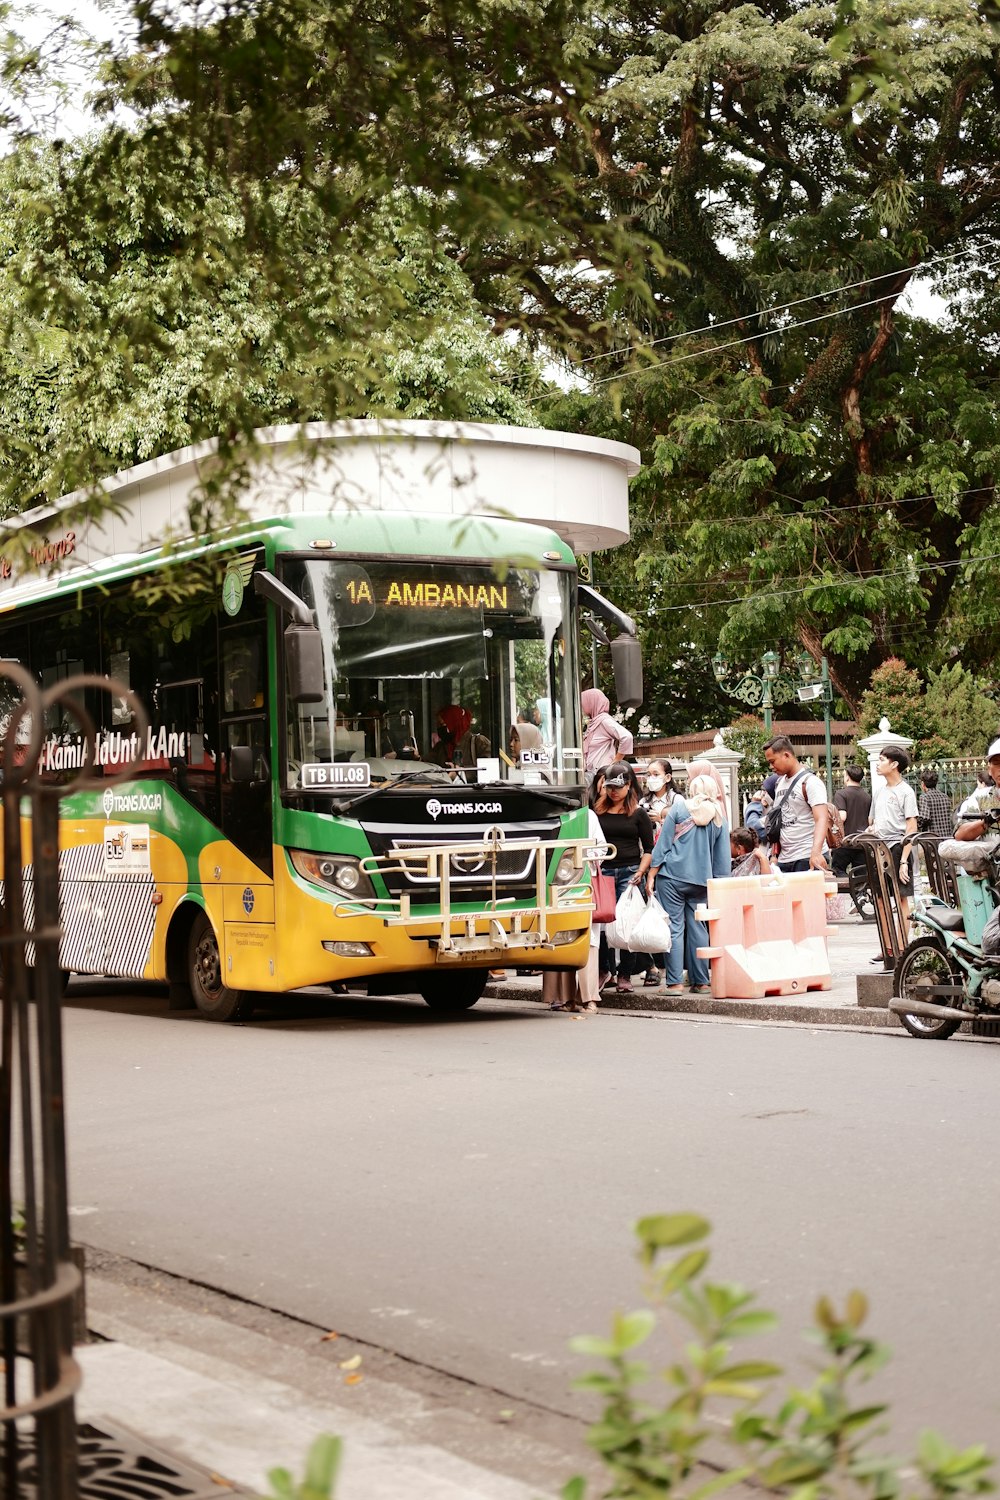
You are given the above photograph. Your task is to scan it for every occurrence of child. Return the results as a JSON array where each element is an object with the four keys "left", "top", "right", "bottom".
[{"left": 730, "top": 825, "right": 771, "bottom": 877}]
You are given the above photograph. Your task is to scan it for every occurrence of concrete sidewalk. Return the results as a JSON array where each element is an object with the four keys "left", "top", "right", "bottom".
[
  {"left": 486, "top": 912, "right": 897, "bottom": 1028},
  {"left": 78, "top": 1270, "right": 571, "bottom": 1500}
]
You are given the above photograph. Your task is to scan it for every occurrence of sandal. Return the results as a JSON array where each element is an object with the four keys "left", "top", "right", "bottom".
[
  {"left": 689, "top": 984, "right": 711, "bottom": 994},
  {"left": 616, "top": 978, "right": 633, "bottom": 994},
  {"left": 643, "top": 970, "right": 661, "bottom": 987}
]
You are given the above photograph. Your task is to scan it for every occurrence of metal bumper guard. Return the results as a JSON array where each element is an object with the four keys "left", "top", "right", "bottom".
[{"left": 333, "top": 832, "right": 595, "bottom": 959}]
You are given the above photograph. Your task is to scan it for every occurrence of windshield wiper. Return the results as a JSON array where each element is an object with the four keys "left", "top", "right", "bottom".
[{"left": 324, "top": 768, "right": 452, "bottom": 815}]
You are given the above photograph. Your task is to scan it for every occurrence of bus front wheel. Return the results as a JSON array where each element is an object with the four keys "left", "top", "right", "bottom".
[
  {"left": 418, "top": 970, "right": 488, "bottom": 1011},
  {"left": 187, "top": 912, "right": 254, "bottom": 1023}
]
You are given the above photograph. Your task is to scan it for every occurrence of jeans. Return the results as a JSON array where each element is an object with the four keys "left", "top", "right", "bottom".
[
  {"left": 599, "top": 865, "right": 641, "bottom": 980},
  {"left": 655, "top": 876, "right": 709, "bottom": 988},
  {"left": 777, "top": 856, "right": 812, "bottom": 873}
]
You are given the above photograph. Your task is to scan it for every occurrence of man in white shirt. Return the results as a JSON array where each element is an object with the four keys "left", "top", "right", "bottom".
[
  {"left": 763, "top": 736, "right": 830, "bottom": 873},
  {"left": 870, "top": 745, "right": 919, "bottom": 929}
]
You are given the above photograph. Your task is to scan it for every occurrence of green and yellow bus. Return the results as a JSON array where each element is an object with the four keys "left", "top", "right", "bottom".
[{"left": 0, "top": 421, "right": 640, "bottom": 1019}]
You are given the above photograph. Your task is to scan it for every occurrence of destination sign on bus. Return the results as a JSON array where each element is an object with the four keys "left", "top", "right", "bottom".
[
  {"left": 301, "top": 762, "right": 371, "bottom": 788},
  {"left": 343, "top": 578, "right": 510, "bottom": 610}
]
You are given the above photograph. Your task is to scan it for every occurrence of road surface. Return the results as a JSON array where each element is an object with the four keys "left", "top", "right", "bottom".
[{"left": 60, "top": 982, "right": 1000, "bottom": 1452}]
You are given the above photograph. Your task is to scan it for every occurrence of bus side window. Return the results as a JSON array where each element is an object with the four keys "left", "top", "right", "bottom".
[{"left": 219, "top": 621, "right": 271, "bottom": 875}]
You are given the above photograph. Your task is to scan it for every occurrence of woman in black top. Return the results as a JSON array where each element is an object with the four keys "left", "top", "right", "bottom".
[{"left": 593, "top": 763, "right": 655, "bottom": 994}]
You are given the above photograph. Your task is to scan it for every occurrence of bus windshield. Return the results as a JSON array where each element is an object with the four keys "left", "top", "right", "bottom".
[{"left": 280, "top": 558, "right": 582, "bottom": 789}]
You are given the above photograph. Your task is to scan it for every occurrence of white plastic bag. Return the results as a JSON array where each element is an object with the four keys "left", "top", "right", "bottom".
[
  {"left": 630, "top": 895, "right": 673, "bottom": 954},
  {"left": 606, "top": 884, "right": 647, "bottom": 951}
]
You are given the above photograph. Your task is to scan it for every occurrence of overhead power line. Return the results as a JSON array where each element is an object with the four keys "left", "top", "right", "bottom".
[
  {"left": 563, "top": 245, "right": 979, "bottom": 375},
  {"left": 631, "top": 547, "right": 1000, "bottom": 615},
  {"left": 530, "top": 247, "right": 1000, "bottom": 404}
]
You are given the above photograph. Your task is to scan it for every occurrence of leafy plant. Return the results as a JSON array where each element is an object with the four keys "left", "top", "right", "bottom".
[
  {"left": 722, "top": 716, "right": 769, "bottom": 783},
  {"left": 564, "top": 1213, "right": 993, "bottom": 1500},
  {"left": 267, "top": 1434, "right": 342, "bottom": 1500}
]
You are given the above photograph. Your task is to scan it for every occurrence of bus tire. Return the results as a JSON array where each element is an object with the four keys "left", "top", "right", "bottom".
[
  {"left": 418, "top": 970, "right": 488, "bottom": 1011},
  {"left": 187, "top": 911, "right": 254, "bottom": 1023}
]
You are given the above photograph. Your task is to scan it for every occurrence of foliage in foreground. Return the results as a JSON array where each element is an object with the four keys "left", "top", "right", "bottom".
[
  {"left": 564, "top": 1212, "right": 993, "bottom": 1500},
  {"left": 267, "top": 1434, "right": 342, "bottom": 1500}
]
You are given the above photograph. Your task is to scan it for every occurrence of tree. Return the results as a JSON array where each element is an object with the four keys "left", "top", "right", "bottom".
[
  {"left": 0, "top": 0, "right": 641, "bottom": 522},
  {"left": 855, "top": 657, "right": 943, "bottom": 755},
  {"left": 722, "top": 715, "right": 769, "bottom": 783},
  {"left": 924, "top": 662, "right": 1000, "bottom": 756},
  {"left": 494, "top": 2, "right": 1000, "bottom": 710}
]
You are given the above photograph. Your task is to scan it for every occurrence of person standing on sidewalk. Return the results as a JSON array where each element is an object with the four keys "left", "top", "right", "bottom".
[
  {"left": 831, "top": 764, "right": 871, "bottom": 878},
  {"left": 636, "top": 758, "right": 676, "bottom": 987},
  {"left": 870, "top": 746, "right": 919, "bottom": 931},
  {"left": 646, "top": 761, "right": 731, "bottom": 994},
  {"left": 763, "top": 736, "right": 830, "bottom": 873},
  {"left": 593, "top": 763, "right": 654, "bottom": 995},
  {"left": 581, "top": 688, "right": 633, "bottom": 781},
  {"left": 917, "top": 770, "right": 954, "bottom": 837}
]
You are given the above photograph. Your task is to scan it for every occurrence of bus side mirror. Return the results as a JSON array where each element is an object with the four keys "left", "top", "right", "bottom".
[
  {"left": 611, "top": 635, "right": 643, "bottom": 710},
  {"left": 285, "top": 625, "right": 325, "bottom": 703},
  {"left": 230, "top": 745, "right": 254, "bottom": 782}
]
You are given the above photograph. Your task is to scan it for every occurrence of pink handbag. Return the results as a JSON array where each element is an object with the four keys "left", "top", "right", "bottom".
[{"left": 591, "top": 868, "right": 617, "bottom": 923}]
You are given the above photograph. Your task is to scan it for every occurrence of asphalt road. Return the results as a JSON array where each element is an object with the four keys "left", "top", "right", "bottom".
[{"left": 60, "top": 983, "right": 1000, "bottom": 1453}]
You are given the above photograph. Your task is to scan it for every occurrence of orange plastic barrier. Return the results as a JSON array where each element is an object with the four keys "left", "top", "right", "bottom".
[{"left": 695, "top": 870, "right": 838, "bottom": 999}]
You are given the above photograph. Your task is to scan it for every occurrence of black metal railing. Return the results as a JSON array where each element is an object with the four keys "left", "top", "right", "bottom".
[{"left": 1, "top": 669, "right": 146, "bottom": 1500}]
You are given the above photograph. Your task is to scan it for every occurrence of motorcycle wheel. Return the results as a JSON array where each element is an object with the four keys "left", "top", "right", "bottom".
[
  {"left": 894, "top": 937, "right": 962, "bottom": 1040},
  {"left": 848, "top": 869, "right": 875, "bottom": 922}
]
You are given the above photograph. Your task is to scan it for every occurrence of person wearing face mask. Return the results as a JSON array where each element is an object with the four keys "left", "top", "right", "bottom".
[
  {"left": 636, "top": 760, "right": 676, "bottom": 986},
  {"left": 593, "top": 762, "right": 654, "bottom": 995}
]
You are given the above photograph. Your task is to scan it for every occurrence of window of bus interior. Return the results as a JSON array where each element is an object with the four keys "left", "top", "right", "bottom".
[
  {"left": 0, "top": 623, "right": 34, "bottom": 775},
  {"left": 218, "top": 607, "right": 271, "bottom": 872},
  {"left": 279, "top": 557, "right": 582, "bottom": 788},
  {"left": 30, "top": 603, "right": 104, "bottom": 781},
  {"left": 87, "top": 591, "right": 224, "bottom": 838}
]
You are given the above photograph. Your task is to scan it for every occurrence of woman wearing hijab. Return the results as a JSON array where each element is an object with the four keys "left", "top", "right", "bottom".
[
  {"left": 581, "top": 688, "right": 633, "bottom": 779},
  {"left": 509, "top": 717, "right": 550, "bottom": 782},
  {"left": 646, "top": 761, "right": 731, "bottom": 993}
]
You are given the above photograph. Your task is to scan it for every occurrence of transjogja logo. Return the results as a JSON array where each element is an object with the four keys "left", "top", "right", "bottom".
[
  {"left": 426, "top": 798, "right": 503, "bottom": 820},
  {"left": 102, "top": 790, "right": 164, "bottom": 815}
]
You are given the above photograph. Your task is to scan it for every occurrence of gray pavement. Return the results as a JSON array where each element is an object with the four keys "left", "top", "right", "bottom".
[
  {"left": 487, "top": 908, "right": 895, "bottom": 1026},
  {"left": 62, "top": 910, "right": 922, "bottom": 1497},
  {"left": 78, "top": 1279, "right": 550, "bottom": 1499}
]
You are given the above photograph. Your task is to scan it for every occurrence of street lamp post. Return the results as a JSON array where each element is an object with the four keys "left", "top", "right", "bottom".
[
  {"left": 712, "top": 649, "right": 782, "bottom": 733},
  {"left": 797, "top": 652, "right": 834, "bottom": 797}
]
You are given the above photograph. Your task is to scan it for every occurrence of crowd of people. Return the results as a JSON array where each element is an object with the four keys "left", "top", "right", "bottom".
[{"left": 570, "top": 690, "right": 998, "bottom": 1009}]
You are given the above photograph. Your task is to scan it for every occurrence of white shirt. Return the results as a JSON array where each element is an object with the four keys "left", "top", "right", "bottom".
[
  {"left": 774, "top": 770, "right": 828, "bottom": 863},
  {"left": 872, "top": 780, "right": 918, "bottom": 844}
]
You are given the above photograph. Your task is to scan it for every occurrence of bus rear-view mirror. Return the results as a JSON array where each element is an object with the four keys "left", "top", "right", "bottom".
[
  {"left": 611, "top": 634, "right": 643, "bottom": 710},
  {"left": 230, "top": 744, "right": 254, "bottom": 783},
  {"left": 285, "top": 625, "right": 325, "bottom": 703}
]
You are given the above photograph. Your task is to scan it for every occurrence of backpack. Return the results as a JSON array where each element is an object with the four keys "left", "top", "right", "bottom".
[{"left": 764, "top": 770, "right": 809, "bottom": 851}]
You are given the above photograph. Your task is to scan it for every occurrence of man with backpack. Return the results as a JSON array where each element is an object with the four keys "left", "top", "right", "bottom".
[{"left": 762, "top": 735, "right": 830, "bottom": 873}]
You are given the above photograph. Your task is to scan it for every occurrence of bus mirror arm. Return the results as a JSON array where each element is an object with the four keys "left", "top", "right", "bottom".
[
  {"left": 578, "top": 583, "right": 636, "bottom": 639},
  {"left": 253, "top": 569, "right": 314, "bottom": 626},
  {"left": 579, "top": 584, "right": 643, "bottom": 710}
]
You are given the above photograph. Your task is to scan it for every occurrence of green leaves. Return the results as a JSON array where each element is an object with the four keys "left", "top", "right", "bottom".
[
  {"left": 566, "top": 1213, "right": 997, "bottom": 1500},
  {"left": 267, "top": 1434, "right": 342, "bottom": 1500}
]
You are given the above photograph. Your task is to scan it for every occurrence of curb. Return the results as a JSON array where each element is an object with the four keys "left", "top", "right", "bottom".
[{"left": 484, "top": 981, "right": 895, "bottom": 1029}]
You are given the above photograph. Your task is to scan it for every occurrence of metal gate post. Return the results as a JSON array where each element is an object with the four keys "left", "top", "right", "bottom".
[
  {"left": 847, "top": 832, "right": 909, "bottom": 968},
  {"left": 0, "top": 668, "right": 146, "bottom": 1498}
]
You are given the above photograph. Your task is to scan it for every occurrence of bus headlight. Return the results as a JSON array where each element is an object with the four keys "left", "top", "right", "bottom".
[
  {"left": 553, "top": 852, "right": 582, "bottom": 885},
  {"left": 290, "top": 850, "right": 375, "bottom": 900},
  {"left": 552, "top": 927, "right": 586, "bottom": 945}
]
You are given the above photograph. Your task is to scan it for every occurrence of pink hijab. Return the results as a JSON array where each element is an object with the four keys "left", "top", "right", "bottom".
[{"left": 581, "top": 689, "right": 633, "bottom": 770}]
